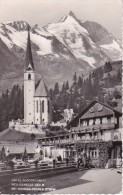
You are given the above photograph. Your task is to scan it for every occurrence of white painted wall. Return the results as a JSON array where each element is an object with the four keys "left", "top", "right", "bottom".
[
  {"left": 24, "top": 69, "right": 35, "bottom": 124},
  {"left": 104, "top": 130, "right": 112, "bottom": 141},
  {"left": 34, "top": 97, "right": 51, "bottom": 124},
  {"left": 52, "top": 148, "right": 65, "bottom": 159}
]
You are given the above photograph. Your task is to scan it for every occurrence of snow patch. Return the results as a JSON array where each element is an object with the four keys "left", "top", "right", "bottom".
[
  {"left": 5, "top": 24, "right": 16, "bottom": 33},
  {"left": 4, "top": 21, "right": 15, "bottom": 25},
  {"left": 0, "top": 34, "right": 12, "bottom": 49},
  {"left": 31, "top": 33, "right": 52, "bottom": 55},
  {"left": 100, "top": 39, "right": 121, "bottom": 52},
  {"left": 9, "top": 31, "right": 27, "bottom": 49},
  {"left": 79, "top": 54, "right": 96, "bottom": 68},
  {"left": 34, "top": 26, "right": 52, "bottom": 37}
]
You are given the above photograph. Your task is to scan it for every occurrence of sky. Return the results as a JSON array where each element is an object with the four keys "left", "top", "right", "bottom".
[{"left": 0, "top": 0, "right": 122, "bottom": 39}]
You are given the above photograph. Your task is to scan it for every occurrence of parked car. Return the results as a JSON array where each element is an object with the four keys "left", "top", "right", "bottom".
[
  {"left": 28, "top": 158, "right": 35, "bottom": 163},
  {"left": 14, "top": 159, "right": 31, "bottom": 169},
  {"left": 38, "top": 160, "right": 48, "bottom": 167}
]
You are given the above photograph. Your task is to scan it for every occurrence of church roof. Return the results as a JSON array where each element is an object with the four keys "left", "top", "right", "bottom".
[
  {"left": 25, "top": 26, "right": 34, "bottom": 71},
  {"left": 35, "top": 77, "right": 49, "bottom": 97}
]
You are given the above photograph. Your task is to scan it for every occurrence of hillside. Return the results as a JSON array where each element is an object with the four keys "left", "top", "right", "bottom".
[
  {"left": 49, "top": 60, "right": 122, "bottom": 122},
  {"left": 0, "top": 59, "right": 121, "bottom": 132}
]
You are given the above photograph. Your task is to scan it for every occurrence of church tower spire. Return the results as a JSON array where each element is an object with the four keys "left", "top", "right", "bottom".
[
  {"left": 24, "top": 26, "right": 35, "bottom": 124},
  {"left": 25, "top": 25, "right": 34, "bottom": 71}
]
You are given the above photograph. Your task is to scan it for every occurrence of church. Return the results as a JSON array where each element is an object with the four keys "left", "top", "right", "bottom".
[
  {"left": 9, "top": 28, "right": 52, "bottom": 133},
  {"left": 24, "top": 28, "right": 51, "bottom": 125}
]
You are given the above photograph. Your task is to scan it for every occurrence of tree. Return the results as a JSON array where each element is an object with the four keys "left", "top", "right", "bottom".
[
  {"left": 104, "top": 61, "right": 112, "bottom": 73},
  {"left": 49, "top": 88, "right": 54, "bottom": 100},
  {"left": 65, "top": 81, "right": 69, "bottom": 90},
  {"left": 113, "top": 89, "right": 122, "bottom": 99},
  {"left": 116, "top": 69, "right": 122, "bottom": 84},
  {"left": 73, "top": 72, "right": 77, "bottom": 85},
  {"left": 54, "top": 82, "right": 59, "bottom": 95},
  {"left": 61, "top": 82, "right": 66, "bottom": 93},
  {"left": 1, "top": 146, "right": 6, "bottom": 162},
  {"left": 77, "top": 76, "right": 83, "bottom": 88},
  {"left": 22, "top": 147, "right": 27, "bottom": 161}
]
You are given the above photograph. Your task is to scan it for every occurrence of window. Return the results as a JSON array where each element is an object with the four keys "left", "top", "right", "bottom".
[
  {"left": 48, "top": 100, "right": 50, "bottom": 113},
  {"left": 95, "top": 118, "right": 100, "bottom": 125},
  {"left": 87, "top": 119, "right": 89, "bottom": 126},
  {"left": 98, "top": 105, "right": 103, "bottom": 112},
  {"left": 102, "top": 117, "right": 108, "bottom": 124},
  {"left": 89, "top": 107, "right": 94, "bottom": 113},
  {"left": 28, "top": 74, "right": 31, "bottom": 80},
  {"left": 36, "top": 100, "right": 38, "bottom": 113},
  {"left": 42, "top": 100, "right": 44, "bottom": 113},
  {"left": 107, "top": 116, "right": 111, "bottom": 123},
  {"left": 93, "top": 119, "right": 95, "bottom": 125},
  {"left": 100, "top": 118, "right": 102, "bottom": 124}
]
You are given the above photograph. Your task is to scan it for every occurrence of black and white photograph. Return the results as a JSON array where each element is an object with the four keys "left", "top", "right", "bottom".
[{"left": 0, "top": 0, "right": 122, "bottom": 194}]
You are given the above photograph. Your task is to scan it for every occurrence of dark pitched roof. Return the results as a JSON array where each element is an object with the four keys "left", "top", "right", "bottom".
[
  {"left": 0, "top": 128, "right": 44, "bottom": 142},
  {"left": 25, "top": 26, "right": 34, "bottom": 71},
  {"left": 67, "top": 100, "right": 122, "bottom": 128},
  {"left": 35, "top": 77, "right": 49, "bottom": 97}
]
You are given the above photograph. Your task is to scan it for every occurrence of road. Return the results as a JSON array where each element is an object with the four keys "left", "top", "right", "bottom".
[{"left": 44, "top": 168, "right": 122, "bottom": 194}]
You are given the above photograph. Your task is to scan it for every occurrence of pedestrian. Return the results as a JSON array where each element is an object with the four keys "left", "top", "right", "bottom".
[
  {"left": 116, "top": 155, "right": 122, "bottom": 170},
  {"left": 77, "top": 156, "right": 81, "bottom": 169},
  {"left": 34, "top": 159, "right": 39, "bottom": 169},
  {"left": 53, "top": 158, "right": 56, "bottom": 169},
  {"left": 87, "top": 156, "right": 92, "bottom": 169},
  {"left": 59, "top": 155, "right": 62, "bottom": 162},
  {"left": 66, "top": 157, "right": 69, "bottom": 167},
  {"left": 83, "top": 153, "right": 87, "bottom": 168},
  {"left": 8, "top": 160, "right": 14, "bottom": 174}
]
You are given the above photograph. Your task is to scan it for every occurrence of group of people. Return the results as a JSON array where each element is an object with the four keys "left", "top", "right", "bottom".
[
  {"left": 77, "top": 153, "right": 92, "bottom": 169},
  {"left": 52, "top": 156, "right": 70, "bottom": 169}
]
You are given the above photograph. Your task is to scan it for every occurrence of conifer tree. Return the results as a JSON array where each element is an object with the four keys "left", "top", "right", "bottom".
[
  {"left": 77, "top": 76, "right": 82, "bottom": 88},
  {"left": 62, "top": 82, "right": 66, "bottom": 93},
  {"left": 104, "top": 61, "right": 112, "bottom": 73},
  {"left": 116, "top": 69, "right": 122, "bottom": 84},
  {"left": 65, "top": 81, "right": 69, "bottom": 90},
  {"left": 54, "top": 82, "right": 59, "bottom": 95},
  {"left": 73, "top": 72, "right": 77, "bottom": 85}
]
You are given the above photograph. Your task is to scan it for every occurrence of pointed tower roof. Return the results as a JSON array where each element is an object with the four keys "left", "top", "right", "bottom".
[
  {"left": 25, "top": 25, "right": 34, "bottom": 71},
  {"left": 35, "top": 77, "right": 49, "bottom": 97}
]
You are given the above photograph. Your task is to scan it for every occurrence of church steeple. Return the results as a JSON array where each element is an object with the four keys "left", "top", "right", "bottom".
[{"left": 25, "top": 25, "right": 34, "bottom": 71}]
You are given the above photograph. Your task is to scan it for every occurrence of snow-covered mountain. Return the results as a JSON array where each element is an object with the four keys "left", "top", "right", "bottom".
[
  {"left": 0, "top": 11, "right": 121, "bottom": 91},
  {"left": 82, "top": 20, "right": 122, "bottom": 61}
]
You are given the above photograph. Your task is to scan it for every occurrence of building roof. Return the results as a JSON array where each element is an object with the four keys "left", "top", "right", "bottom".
[
  {"left": 0, "top": 141, "right": 38, "bottom": 154},
  {"left": 25, "top": 26, "right": 34, "bottom": 71},
  {"left": 67, "top": 100, "right": 122, "bottom": 128},
  {"left": 35, "top": 77, "right": 49, "bottom": 97},
  {"left": 0, "top": 128, "right": 44, "bottom": 142}
]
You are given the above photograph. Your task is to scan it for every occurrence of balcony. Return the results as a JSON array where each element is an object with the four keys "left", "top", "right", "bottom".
[{"left": 71, "top": 123, "right": 116, "bottom": 133}]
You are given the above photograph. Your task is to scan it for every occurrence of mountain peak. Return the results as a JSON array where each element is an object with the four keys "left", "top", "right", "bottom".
[
  {"left": 68, "top": 10, "right": 76, "bottom": 18},
  {"left": 59, "top": 10, "right": 79, "bottom": 23},
  {"left": 5, "top": 21, "right": 29, "bottom": 31}
]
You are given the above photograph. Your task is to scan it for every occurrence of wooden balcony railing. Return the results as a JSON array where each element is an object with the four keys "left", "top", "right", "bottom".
[{"left": 71, "top": 123, "right": 116, "bottom": 132}]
